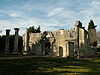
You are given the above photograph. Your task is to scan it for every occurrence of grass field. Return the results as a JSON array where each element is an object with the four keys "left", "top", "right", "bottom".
[
  {"left": 0, "top": 57, "right": 100, "bottom": 75},
  {"left": 0, "top": 54, "right": 22, "bottom": 57}
]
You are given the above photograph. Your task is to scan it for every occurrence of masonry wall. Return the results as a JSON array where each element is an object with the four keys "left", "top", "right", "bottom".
[
  {"left": 88, "top": 29, "right": 97, "bottom": 46},
  {"left": 22, "top": 27, "right": 96, "bottom": 57},
  {"left": 52, "top": 29, "right": 70, "bottom": 57}
]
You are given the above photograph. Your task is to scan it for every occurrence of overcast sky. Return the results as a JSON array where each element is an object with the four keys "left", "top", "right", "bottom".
[{"left": 0, "top": 0, "right": 100, "bottom": 35}]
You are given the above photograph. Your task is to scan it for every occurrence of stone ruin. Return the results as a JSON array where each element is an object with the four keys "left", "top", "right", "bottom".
[
  {"left": 4, "top": 28, "right": 20, "bottom": 54},
  {"left": 22, "top": 21, "right": 97, "bottom": 58},
  {"left": 2, "top": 20, "right": 97, "bottom": 58}
]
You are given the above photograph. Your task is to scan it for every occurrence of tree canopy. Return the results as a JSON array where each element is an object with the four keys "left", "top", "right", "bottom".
[
  {"left": 88, "top": 20, "right": 97, "bottom": 30},
  {"left": 27, "top": 26, "right": 41, "bottom": 33}
]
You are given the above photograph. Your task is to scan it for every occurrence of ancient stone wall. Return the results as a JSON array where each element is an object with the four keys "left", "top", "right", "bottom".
[
  {"left": 88, "top": 29, "right": 97, "bottom": 46},
  {"left": 22, "top": 21, "right": 96, "bottom": 58},
  {"left": 52, "top": 29, "right": 70, "bottom": 57}
]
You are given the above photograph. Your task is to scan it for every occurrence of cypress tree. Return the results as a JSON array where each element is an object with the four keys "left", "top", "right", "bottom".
[{"left": 88, "top": 20, "right": 96, "bottom": 30}]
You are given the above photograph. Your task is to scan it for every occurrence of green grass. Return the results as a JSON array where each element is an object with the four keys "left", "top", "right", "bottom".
[
  {"left": 0, "top": 54, "right": 22, "bottom": 57},
  {"left": 0, "top": 57, "right": 100, "bottom": 75}
]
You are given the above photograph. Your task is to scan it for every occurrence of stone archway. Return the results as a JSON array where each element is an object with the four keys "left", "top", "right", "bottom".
[{"left": 41, "top": 31, "right": 55, "bottom": 55}]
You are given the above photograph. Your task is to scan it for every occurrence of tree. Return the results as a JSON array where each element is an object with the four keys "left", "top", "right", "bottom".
[
  {"left": 27, "top": 26, "right": 36, "bottom": 33},
  {"left": 88, "top": 20, "right": 97, "bottom": 30},
  {"left": 36, "top": 26, "right": 41, "bottom": 33},
  {"left": 27, "top": 26, "right": 41, "bottom": 33},
  {"left": 88, "top": 20, "right": 97, "bottom": 47}
]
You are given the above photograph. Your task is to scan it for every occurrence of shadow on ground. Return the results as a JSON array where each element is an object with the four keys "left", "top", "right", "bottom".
[{"left": 0, "top": 57, "right": 100, "bottom": 75}]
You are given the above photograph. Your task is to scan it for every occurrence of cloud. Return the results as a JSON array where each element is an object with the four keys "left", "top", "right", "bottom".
[
  {"left": 0, "top": 0, "right": 100, "bottom": 35},
  {"left": 48, "top": 8, "right": 64, "bottom": 17},
  {"left": 9, "top": 13, "right": 18, "bottom": 17},
  {"left": 77, "top": 0, "right": 100, "bottom": 30},
  {"left": 91, "top": 0, "right": 100, "bottom": 6}
]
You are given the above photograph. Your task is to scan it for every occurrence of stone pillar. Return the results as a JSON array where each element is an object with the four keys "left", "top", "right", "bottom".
[
  {"left": 23, "top": 30, "right": 29, "bottom": 55},
  {"left": 74, "top": 21, "right": 82, "bottom": 58},
  {"left": 5, "top": 29, "right": 11, "bottom": 53},
  {"left": 13, "top": 28, "right": 19, "bottom": 54}
]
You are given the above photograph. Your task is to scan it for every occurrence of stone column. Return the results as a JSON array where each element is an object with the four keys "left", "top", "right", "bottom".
[
  {"left": 23, "top": 30, "right": 29, "bottom": 55},
  {"left": 74, "top": 21, "right": 81, "bottom": 58},
  {"left": 13, "top": 28, "right": 19, "bottom": 54},
  {"left": 5, "top": 29, "right": 11, "bottom": 53}
]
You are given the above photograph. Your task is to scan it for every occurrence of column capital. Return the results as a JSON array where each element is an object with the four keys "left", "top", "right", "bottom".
[
  {"left": 5, "top": 29, "right": 11, "bottom": 36},
  {"left": 14, "top": 28, "right": 20, "bottom": 35},
  {"left": 14, "top": 28, "right": 20, "bottom": 31},
  {"left": 6, "top": 29, "right": 11, "bottom": 32}
]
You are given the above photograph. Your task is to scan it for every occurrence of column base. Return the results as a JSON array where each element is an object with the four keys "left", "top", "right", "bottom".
[
  {"left": 5, "top": 51, "right": 10, "bottom": 54},
  {"left": 13, "top": 51, "right": 19, "bottom": 54}
]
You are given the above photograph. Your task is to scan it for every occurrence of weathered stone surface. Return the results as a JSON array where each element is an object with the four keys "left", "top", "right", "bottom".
[
  {"left": 13, "top": 28, "right": 19, "bottom": 54},
  {"left": 88, "top": 29, "right": 97, "bottom": 47},
  {"left": 5, "top": 29, "right": 11, "bottom": 53},
  {"left": 22, "top": 21, "right": 96, "bottom": 58}
]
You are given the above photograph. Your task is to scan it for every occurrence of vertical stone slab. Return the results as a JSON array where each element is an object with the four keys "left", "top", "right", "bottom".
[
  {"left": 39, "top": 39, "right": 46, "bottom": 55},
  {"left": 5, "top": 29, "right": 11, "bottom": 53},
  {"left": 13, "top": 28, "right": 19, "bottom": 54},
  {"left": 41, "top": 41, "right": 46, "bottom": 55}
]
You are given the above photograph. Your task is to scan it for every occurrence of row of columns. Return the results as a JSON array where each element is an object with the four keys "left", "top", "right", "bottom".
[{"left": 5, "top": 28, "right": 20, "bottom": 54}]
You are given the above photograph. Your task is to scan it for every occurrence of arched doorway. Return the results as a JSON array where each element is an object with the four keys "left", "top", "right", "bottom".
[{"left": 42, "top": 31, "right": 55, "bottom": 55}]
